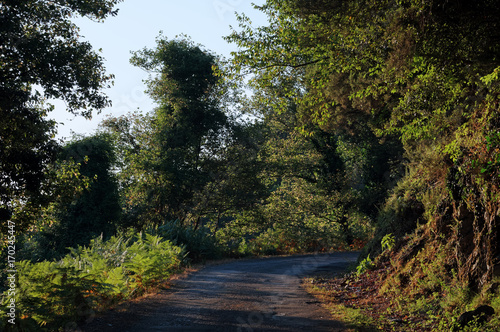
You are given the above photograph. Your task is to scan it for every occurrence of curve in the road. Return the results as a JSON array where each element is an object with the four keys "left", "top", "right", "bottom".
[{"left": 82, "top": 251, "right": 359, "bottom": 332}]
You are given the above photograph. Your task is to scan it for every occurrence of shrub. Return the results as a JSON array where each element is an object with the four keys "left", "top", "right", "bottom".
[
  {"left": 356, "top": 255, "right": 373, "bottom": 278},
  {"left": 0, "top": 231, "right": 185, "bottom": 331},
  {"left": 156, "top": 220, "right": 222, "bottom": 262}
]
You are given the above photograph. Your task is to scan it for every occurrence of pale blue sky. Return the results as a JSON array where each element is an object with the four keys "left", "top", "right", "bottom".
[{"left": 51, "top": 0, "right": 267, "bottom": 139}]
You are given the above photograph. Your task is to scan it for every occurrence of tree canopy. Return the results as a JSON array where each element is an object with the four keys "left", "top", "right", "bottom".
[
  {"left": 0, "top": 0, "right": 122, "bottom": 227},
  {"left": 98, "top": 36, "right": 267, "bottom": 230},
  {"left": 225, "top": 0, "right": 500, "bottom": 290}
]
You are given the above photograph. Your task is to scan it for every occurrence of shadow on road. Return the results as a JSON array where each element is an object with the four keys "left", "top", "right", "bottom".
[{"left": 82, "top": 252, "right": 358, "bottom": 332}]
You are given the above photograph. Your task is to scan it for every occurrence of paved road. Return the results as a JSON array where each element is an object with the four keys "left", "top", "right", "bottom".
[{"left": 82, "top": 252, "right": 359, "bottom": 332}]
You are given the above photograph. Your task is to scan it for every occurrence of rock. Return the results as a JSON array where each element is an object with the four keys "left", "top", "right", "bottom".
[{"left": 457, "top": 305, "right": 495, "bottom": 328}]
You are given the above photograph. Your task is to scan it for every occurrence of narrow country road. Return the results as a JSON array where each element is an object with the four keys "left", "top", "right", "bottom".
[{"left": 82, "top": 252, "right": 359, "bottom": 332}]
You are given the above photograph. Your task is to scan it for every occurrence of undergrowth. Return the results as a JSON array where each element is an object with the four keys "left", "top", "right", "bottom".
[
  {"left": 306, "top": 225, "right": 500, "bottom": 331},
  {"left": 0, "top": 230, "right": 186, "bottom": 331},
  {"left": 1, "top": 218, "right": 364, "bottom": 331}
]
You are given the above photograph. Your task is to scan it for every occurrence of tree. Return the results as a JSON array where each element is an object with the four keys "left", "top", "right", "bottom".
[
  {"left": 189, "top": 121, "right": 268, "bottom": 231},
  {"left": 0, "top": 96, "right": 59, "bottom": 230},
  {"left": 107, "top": 35, "right": 235, "bottom": 226},
  {"left": 98, "top": 111, "right": 156, "bottom": 228},
  {"left": 23, "top": 134, "right": 122, "bottom": 261},
  {"left": 224, "top": 0, "right": 393, "bottom": 133},
  {"left": 223, "top": 1, "right": 405, "bottom": 248},
  {"left": 226, "top": 0, "right": 500, "bottom": 292},
  {"left": 0, "top": 0, "right": 121, "bottom": 228}
]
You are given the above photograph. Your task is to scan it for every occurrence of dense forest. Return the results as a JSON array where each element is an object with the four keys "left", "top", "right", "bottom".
[{"left": 1, "top": 0, "right": 500, "bottom": 330}]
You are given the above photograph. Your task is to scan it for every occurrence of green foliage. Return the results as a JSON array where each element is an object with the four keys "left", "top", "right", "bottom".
[
  {"left": 224, "top": 2, "right": 500, "bottom": 329},
  {"left": 225, "top": 0, "right": 398, "bottom": 132},
  {"left": 17, "top": 133, "right": 122, "bottom": 262},
  {"left": 8, "top": 0, "right": 500, "bottom": 328},
  {"left": 125, "top": 35, "right": 228, "bottom": 223},
  {"left": 0, "top": 231, "right": 185, "bottom": 331},
  {"left": 381, "top": 233, "right": 395, "bottom": 252},
  {"left": 259, "top": 177, "right": 356, "bottom": 250},
  {"left": 377, "top": 238, "right": 500, "bottom": 331},
  {"left": 5, "top": 260, "right": 106, "bottom": 330},
  {"left": 57, "top": 134, "right": 121, "bottom": 245},
  {"left": 356, "top": 255, "right": 373, "bottom": 277},
  {"left": 0, "top": 0, "right": 121, "bottom": 232},
  {"left": 100, "top": 35, "right": 268, "bottom": 231},
  {"left": 116, "top": 233, "right": 185, "bottom": 292},
  {"left": 98, "top": 111, "right": 156, "bottom": 228},
  {"left": 224, "top": 0, "right": 405, "bottom": 252},
  {"left": 156, "top": 221, "right": 221, "bottom": 262},
  {"left": 481, "top": 132, "right": 500, "bottom": 175},
  {"left": 5, "top": 151, "right": 92, "bottom": 250},
  {"left": 1, "top": 0, "right": 120, "bottom": 116},
  {"left": 187, "top": 121, "right": 269, "bottom": 229},
  {"left": 0, "top": 99, "right": 59, "bottom": 231}
]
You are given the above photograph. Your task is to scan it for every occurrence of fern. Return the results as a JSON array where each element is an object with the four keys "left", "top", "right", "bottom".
[
  {"left": 1, "top": 230, "right": 186, "bottom": 330},
  {"left": 381, "top": 233, "right": 396, "bottom": 252},
  {"left": 356, "top": 255, "right": 373, "bottom": 277}
]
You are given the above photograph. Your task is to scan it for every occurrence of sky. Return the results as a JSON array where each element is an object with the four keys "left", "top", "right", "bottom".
[{"left": 50, "top": 0, "right": 268, "bottom": 140}]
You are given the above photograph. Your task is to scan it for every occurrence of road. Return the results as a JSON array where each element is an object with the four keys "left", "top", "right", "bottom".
[{"left": 82, "top": 252, "right": 359, "bottom": 332}]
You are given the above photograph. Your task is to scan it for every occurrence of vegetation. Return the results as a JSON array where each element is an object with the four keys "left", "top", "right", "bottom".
[
  {"left": 1, "top": 230, "right": 185, "bottom": 331},
  {"left": 0, "top": 0, "right": 121, "bottom": 232},
  {"left": 2, "top": 0, "right": 500, "bottom": 330},
  {"left": 224, "top": 0, "right": 500, "bottom": 329}
]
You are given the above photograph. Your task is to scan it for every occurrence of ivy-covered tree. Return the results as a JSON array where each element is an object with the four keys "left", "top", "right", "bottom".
[
  {"left": 101, "top": 35, "right": 267, "bottom": 229},
  {"left": 127, "top": 35, "right": 229, "bottom": 224}
]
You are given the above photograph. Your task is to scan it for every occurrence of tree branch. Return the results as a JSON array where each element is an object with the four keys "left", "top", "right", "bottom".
[{"left": 257, "top": 57, "right": 330, "bottom": 71}]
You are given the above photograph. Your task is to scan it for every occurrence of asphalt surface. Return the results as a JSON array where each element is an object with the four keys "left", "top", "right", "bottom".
[{"left": 81, "top": 252, "right": 359, "bottom": 332}]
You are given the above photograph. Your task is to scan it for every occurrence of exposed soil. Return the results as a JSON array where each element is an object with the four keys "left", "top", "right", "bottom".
[{"left": 79, "top": 252, "right": 359, "bottom": 332}]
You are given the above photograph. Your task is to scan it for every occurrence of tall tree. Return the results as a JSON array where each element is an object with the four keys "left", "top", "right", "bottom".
[
  {"left": 0, "top": 0, "right": 122, "bottom": 229},
  {"left": 117, "top": 35, "right": 232, "bottom": 225},
  {"left": 226, "top": 0, "right": 500, "bottom": 291},
  {"left": 224, "top": 2, "right": 405, "bottom": 247},
  {"left": 23, "top": 134, "right": 121, "bottom": 260}
]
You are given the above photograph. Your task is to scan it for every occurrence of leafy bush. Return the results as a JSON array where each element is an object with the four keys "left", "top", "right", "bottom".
[
  {"left": 0, "top": 231, "right": 185, "bottom": 331},
  {"left": 156, "top": 220, "right": 222, "bottom": 262},
  {"left": 1, "top": 260, "right": 106, "bottom": 331}
]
